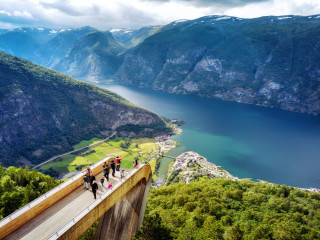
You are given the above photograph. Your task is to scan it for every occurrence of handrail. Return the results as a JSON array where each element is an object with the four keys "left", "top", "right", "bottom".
[
  {"left": 0, "top": 155, "right": 115, "bottom": 229},
  {"left": 47, "top": 165, "right": 142, "bottom": 240}
]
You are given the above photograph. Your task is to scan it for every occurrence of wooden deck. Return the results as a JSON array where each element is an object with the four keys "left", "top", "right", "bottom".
[{"left": 4, "top": 171, "right": 121, "bottom": 240}]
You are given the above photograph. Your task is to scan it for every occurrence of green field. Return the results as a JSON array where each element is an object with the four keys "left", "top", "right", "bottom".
[
  {"left": 40, "top": 137, "right": 158, "bottom": 176},
  {"left": 73, "top": 137, "right": 103, "bottom": 150}
]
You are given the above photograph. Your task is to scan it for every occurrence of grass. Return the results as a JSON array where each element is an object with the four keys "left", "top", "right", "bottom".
[
  {"left": 40, "top": 137, "right": 158, "bottom": 176},
  {"left": 73, "top": 137, "right": 103, "bottom": 150}
]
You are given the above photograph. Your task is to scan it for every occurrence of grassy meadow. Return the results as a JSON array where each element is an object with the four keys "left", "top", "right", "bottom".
[{"left": 40, "top": 137, "right": 158, "bottom": 177}]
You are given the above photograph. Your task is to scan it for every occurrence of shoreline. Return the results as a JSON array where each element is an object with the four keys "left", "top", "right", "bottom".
[{"left": 163, "top": 150, "right": 320, "bottom": 193}]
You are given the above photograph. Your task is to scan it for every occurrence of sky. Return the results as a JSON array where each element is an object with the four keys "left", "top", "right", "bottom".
[{"left": 0, "top": 0, "right": 320, "bottom": 29}]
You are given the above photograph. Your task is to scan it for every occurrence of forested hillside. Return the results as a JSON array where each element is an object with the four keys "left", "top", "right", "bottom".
[
  {"left": 136, "top": 178, "right": 320, "bottom": 239},
  {"left": 0, "top": 51, "right": 171, "bottom": 166},
  {"left": 0, "top": 165, "right": 60, "bottom": 219}
]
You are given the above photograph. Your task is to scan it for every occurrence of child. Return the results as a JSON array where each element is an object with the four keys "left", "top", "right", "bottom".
[
  {"left": 121, "top": 169, "right": 125, "bottom": 178},
  {"left": 83, "top": 175, "right": 88, "bottom": 189},
  {"left": 100, "top": 178, "right": 105, "bottom": 187}
]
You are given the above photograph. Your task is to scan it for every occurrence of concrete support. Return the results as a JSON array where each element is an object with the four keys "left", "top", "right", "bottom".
[{"left": 95, "top": 175, "right": 152, "bottom": 240}]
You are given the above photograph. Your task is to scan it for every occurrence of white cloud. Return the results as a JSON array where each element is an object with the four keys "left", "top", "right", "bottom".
[
  {"left": 0, "top": 10, "right": 11, "bottom": 16},
  {"left": 0, "top": 0, "right": 319, "bottom": 29},
  {"left": 13, "top": 11, "right": 32, "bottom": 18},
  {"left": 224, "top": 0, "right": 320, "bottom": 18}
]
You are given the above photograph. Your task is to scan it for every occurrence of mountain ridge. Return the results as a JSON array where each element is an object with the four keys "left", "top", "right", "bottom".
[
  {"left": 114, "top": 14, "right": 320, "bottom": 115},
  {"left": 0, "top": 51, "right": 171, "bottom": 166},
  {"left": 1, "top": 15, "right": 320, "bottom": 114}
]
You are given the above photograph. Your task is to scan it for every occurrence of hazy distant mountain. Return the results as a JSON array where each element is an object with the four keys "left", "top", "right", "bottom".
[
  {"left": 0, "top": 51, "right": 170, "bottom": 166},
  {"left": 114, "top": 15, "right": 320, "bottom": 115},
  {"left": 110, "top": 26, "right": 162, "bottom": 47},
  {"left": 35, "top": 26, "right": 97, "bottom": 67},
  {"left": 53, "top": 31, "right": 125, "bottom": 82},
  {"left": 0, "top": 26, "right": 96, "bottom": 67},
  {"left": 0, "top": 28, "right": 48, "bottom": 62}
]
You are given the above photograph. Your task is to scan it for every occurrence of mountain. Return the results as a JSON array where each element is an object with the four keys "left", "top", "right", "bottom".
[
  {"left": 0, "top": 26, "right": 97, "bottom": 68},
  {"left": 35, "top": 26, "right": 97, "bottom": 67},
  {"left": 114, "top": 15, "right": 320, "bottom": 115},
  {"left": 0, "top": 51, "right": 171, "bottom": 167},
  {"left": 110, "top": 26, "right": 162, "bottom": 47},
  {"left": 0, "top": 30, "right": 40, "bottom": 62},
  {"left": 53, "top": 31, "right": 125, "bottom": 82}
]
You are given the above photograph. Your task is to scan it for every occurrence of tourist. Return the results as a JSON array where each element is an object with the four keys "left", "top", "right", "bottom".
[
  {"left": 91, "top": 180, "right": 98, "bottom": 200},
  {"left": 133, "top": 158, "right": 138, "bottom": 168},
  {"left": 82, "top": 166, "right": 92, "bottom": 183},
  {"left": 115, "top": 156, "right": 122, "bottom": 171},
  {"left": 100, "top": 178, "right": 105, "bottom": 187},
  {"left": 104, "top": 163, "right": 110, "bottom": 181},
  {"left": 102, "top": 162, "right": 107, "bottom": 174},
  {"left": 121, "top": 169, "right": 125, "bottom": 178},
  {"left": 83, "top": 174, "right": 88, "bottom": 190},
  {"left": 110, "top": 160, "right": 116, "bottom": 177},
  {"left": 90, "top": 173, "right": 96, "bottom": 187}
]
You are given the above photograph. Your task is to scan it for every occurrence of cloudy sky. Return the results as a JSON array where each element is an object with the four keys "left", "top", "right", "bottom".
[{"left": 0, "top": 0, "right": 320, "bottom": 29}]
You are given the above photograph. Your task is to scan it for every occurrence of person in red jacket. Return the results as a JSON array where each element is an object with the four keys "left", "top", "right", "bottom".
[{"left": 115, "top": 156, "right": 122, "bottom": 171}]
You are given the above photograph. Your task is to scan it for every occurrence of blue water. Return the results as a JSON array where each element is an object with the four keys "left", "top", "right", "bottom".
[{"left": 100, "top": 84, "right": 320, "bottom": 188}]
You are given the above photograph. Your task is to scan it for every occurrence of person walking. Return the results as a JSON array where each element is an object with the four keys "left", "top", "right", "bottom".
[
  {"left": 115, "top": 156, "right": 122, "bottom": 171},
  {"left": 104, "top": 163, "right": 110, "bottom": 181},
  {"left": 110, "top": 160, "right": 116, "bottom": 177},
  {"left": 91, "top": 180, "right": 98, "bottom": 200},
  {"left": 90, "top": 174, "right": 96, "bottom": 187}
]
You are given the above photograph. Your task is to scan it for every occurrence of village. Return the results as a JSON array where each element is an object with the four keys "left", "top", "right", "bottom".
[
  {"left": 155, "top": 134, "right": 177, "bottom": 152},
  {"left": 168, "top": 151, "right": 239, "bottom": 184}
]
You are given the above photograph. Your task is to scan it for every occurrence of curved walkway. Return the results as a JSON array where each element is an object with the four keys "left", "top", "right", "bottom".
[{"left": 4, "top": 171, "right": 122, "bottom": 240}]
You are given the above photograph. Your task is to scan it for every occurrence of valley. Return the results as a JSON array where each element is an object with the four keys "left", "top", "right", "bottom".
[{"left": 1, "top": 15, "right": 320, "bottom": 115}]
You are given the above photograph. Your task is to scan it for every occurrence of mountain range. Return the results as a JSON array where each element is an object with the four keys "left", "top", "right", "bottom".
[
  {"left": 1, "top": 15, "right": 320, "bottom": 114},
  {"left": 0, "top": 51, "right": 171, "bottom": 166}
]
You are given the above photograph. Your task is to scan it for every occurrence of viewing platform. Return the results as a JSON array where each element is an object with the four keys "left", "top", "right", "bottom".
[{"left": 0, "top": 157, "right": 152, "bottom": 240}]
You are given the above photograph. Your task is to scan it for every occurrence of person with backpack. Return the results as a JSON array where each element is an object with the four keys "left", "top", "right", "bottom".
[
  {"left": 82, "top": 166, "right": 92, "bottom": 184},
  {"left": 103, "top": 162, "right": 110, "bottom": 181},
  {"left": 110, "top": 160, "right": 116, "bottom": 177},
  {"left": 91, "top": 180, "right": 98, "bottom": 200}
]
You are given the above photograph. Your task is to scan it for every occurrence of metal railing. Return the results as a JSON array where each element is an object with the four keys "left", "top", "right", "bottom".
[
  {"left": 47, "top": 165, "right": 142, "bottom": 240},
  {"left": 0, "top": 155, "right": 115, "bottom": 229}
]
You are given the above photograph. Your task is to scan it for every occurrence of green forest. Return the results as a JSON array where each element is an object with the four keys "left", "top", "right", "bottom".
[
  {"left": 1, "top": 164, "right": 320, "bottom": 240},
  {"left": 136, "top": 178, "right": 320, "bottom": 240},
  {"left": 0, "top": 164, "right": 60, "bottom": 219}
]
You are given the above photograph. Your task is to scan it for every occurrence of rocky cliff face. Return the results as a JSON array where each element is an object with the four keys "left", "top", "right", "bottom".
[
  {"left": 0, "top": 52, "right": 170, "bottom": 166},
  {"left": 114, "top": 15, "right": 320, "bottom": 115}
]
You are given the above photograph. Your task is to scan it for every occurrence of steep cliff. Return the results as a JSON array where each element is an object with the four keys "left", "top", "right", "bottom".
[
  {"left": 115, "top": 15, "right": 320, "bottom": 115},
  {"left": 0, "top": 52, "right": 171, "bottom": 166}
]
